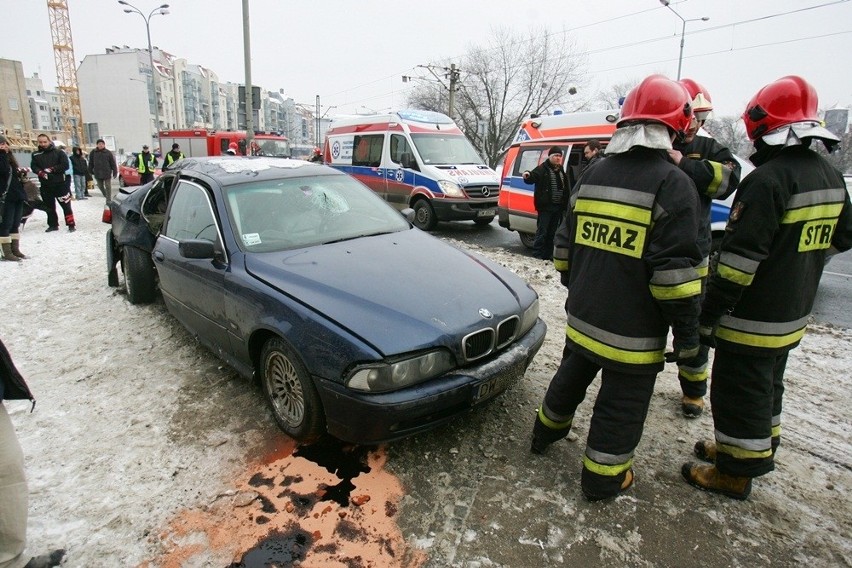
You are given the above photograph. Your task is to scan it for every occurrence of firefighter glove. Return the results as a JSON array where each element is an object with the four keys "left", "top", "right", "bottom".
[{"left": 665, "top": 341, "right": 700, "bottom": 363}]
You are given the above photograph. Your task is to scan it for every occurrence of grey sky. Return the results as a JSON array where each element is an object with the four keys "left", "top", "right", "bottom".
[{"left": 5, "top": 0, "right": 851, "bottom": 120}]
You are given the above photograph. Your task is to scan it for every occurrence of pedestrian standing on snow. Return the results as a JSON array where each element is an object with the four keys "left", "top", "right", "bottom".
[
  {"left": 530, "top": 75, "right": 703, "bottom": 501},
  {"left": 30, "top": 135, "right": 75, "bottom": 233},
  {"left": 667, "top": 78, "right": 741, "bottom": 419},
  {"left": 87, "top": 139, "right": 117, "bottom": 201},
  {"left": 0, "top": 136, "right": 30, "bottom": 262},
  {"left": 0, "top": 337, "right": 66, "bottom": 568},
  {"left": 522, "top": 146, "right": 570, "bottom": 260},
  {"left": 70, "top": 147, "right": 88, "bottom": 200},
  {"left": 164, "top": 143, "right": 184, "bottom": 167},
  {"left": 682, "top": 76, "right": 852, "bottom": 500}
]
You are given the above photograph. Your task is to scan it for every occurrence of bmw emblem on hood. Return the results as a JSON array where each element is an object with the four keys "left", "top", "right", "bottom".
[{"left": 479, "top": 308, "right": 493, "bottom": 319}]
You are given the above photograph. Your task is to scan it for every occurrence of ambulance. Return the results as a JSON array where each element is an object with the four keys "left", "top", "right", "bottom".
[
  {"left": 324, "top": 109, "right": 499, "bottom": 230},
  {"left": 497, "top": 110, "right": 747, "bottom": 248}
]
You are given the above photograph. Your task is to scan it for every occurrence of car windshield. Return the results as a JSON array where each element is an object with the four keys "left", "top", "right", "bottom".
[
  {"left": 225, "top": 174, "right": 410, "bottom": 253},
  {"left": 252, "top": 139, "right": 291, "bottom": 158},
  {"left": 410, "top": 133, "right": 484, "bottom": 165}
]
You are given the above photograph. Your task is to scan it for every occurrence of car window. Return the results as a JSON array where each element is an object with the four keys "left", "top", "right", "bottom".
[
  {"left": 163, "top": 181, "right": 219, "bottom": 242},
  {"left": 514, "top": 148, "right": 547, "bottom": 175},
  {"left": 224, "top": 174, "right": 410, "bottom": 253},
  {"left": 389, "top": 134, "right": 413, "bottom": 165},
  {"left": 352, "top": 134, "right": 383, "bottom": 167}
]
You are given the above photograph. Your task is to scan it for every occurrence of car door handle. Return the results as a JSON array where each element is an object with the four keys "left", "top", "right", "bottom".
[{"left": 153, "top": 251, "right": 164, "bottom": 262}]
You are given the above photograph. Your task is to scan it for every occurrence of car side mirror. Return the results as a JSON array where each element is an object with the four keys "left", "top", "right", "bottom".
[{"left": 179, "top": 238, "right": 215, "bottom": 259}]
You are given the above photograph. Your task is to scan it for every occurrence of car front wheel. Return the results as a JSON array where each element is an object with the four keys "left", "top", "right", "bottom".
[
  {"left": 121, "top": 246, "right": 156, "bottom": 304},
  {"left": 413, "top": 199, "right": 437, "bottom": 231},
  {"left": 519, "top": 232, "right": 536, "bottom": 249},
  {"left": 260, "top": 337, "right": 324, "bottom": 443}
]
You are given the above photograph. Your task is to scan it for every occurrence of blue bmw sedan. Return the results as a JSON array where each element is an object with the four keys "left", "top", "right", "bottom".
[{"left": 107, "top": 156, "right": 546, "bottom": 444}]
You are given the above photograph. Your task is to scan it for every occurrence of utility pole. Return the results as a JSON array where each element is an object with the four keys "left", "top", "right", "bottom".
[
  {"left": 447, "top": 63, "right": 460, "bottom": 119},
  {"left": 315, "top": 95, "right": 320, "bottom": 148},
  {"left": 242, "top": 0, "right": 253, "bottom": 149}
]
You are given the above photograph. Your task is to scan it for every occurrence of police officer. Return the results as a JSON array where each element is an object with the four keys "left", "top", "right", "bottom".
[
  {"left": 682, "top": 76, "right": 852, "bottom": 500},
  {"left": 137, "top": 145, "right": 158, "bottom": 185},
  {"left": 530, "top": 75, "right": 703, "bottom": 501},
  {"left": 164, "top": 143, "right": 184, "bottom": 167},
  {"left": 668, "top": 79, "right": 741, "bottom": 418}
]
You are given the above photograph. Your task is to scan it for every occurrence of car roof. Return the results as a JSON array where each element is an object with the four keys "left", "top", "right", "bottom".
[{"left": 168, "top": 156, "right": 340, "bottom": 185}]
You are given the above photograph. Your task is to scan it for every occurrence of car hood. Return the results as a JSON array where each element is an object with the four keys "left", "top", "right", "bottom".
[{"left": 243, "top": 229, "right": 531, "bottom": 355}]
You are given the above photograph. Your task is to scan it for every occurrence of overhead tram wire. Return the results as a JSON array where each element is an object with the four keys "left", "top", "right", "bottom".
[{"left": 326, "top": 1, "right": 851, "bottom": 112}]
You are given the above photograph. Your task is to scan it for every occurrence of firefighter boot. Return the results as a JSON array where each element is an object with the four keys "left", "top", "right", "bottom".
[
  {"left": 681, "top": 462, "right": 752, "bottom": 500},
  {"left": 1, "top": 238, "right": 21, "bottom": 262},
  {"left": 681, "top": 395, "right": 704, "bottom": 418},
  {"left": 693, "top": 439, "right": 716, "bottom": 463},
  {"left": 10, "top": 233, "right": 27, "bottom": 259},
  {"left": 530, "top": 411, "right": 572, "bottom": 455},
  {"left": 583, "top": 468, "right": 635, "bottom": 502}
]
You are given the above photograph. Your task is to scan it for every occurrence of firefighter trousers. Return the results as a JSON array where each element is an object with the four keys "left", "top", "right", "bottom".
[
  {"left": 542, "top": 343, "right": 656, "bottom": 498},
  {"left": 710, "top": 346, "right": 787, "bottom": 478}
]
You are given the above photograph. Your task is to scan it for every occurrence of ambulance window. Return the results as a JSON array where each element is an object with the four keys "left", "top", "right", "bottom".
[
  {"left": 353, "top": 134, "right": 383, "bottom": 167},
  {"left": 389, "top": 134, "right": 413, "bottom": 165},
  {"left": 515, "top": 148, "right": 547, "bottom": 175}
]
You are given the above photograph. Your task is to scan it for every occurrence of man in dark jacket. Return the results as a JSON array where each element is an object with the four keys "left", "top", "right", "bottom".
[
  {"left": 530, "top": 75, "right": 703, "bottom": 501},
  {"left": 164, "top": 143, "right": 184, "bottom": 167},
  {"left": 136, "top": 145, "right": 158, "bottom": 185},
  {"left": 0, "top": 338, "right": 66, "bottom": 568},
  {"left": 522, "top": 145, "right": 570, "bottom": 260},
  {"left": 581, "top": 139, "right": 604, "bottom": 173},
  {"left": 87, "top": 139, "right": 117, "bottom": 201},
  {"left": 30, "top": 135, "right": 74, "bottom": 232},
  {"left": 682, "top": 76, "right": 852, "bottom": 500}
]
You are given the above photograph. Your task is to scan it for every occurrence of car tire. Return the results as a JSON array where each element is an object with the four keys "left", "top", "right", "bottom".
[
  {"left": 473, "top": 216, "right": 495, "bottom": 226},
  {"left": 260, "top": 337, "right": 324, "bottom": 443},
  {"left": 519, "top": 232, "right": 536, "bottom": 249},
  {"left": 413, "top": 199, "right": 437, "bottom": 231},
  {"left": 121, "top": 246, "right": 156, "bottom": 304}
]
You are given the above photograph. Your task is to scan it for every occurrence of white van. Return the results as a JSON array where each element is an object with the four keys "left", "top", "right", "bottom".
[{"left": 324, "top": 109, "right": 499, "bottom": 230}]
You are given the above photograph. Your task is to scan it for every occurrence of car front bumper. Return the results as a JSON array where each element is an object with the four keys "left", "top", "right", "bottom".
[{"left": 317, "top": 318, "right": 547, "bottom": 444}]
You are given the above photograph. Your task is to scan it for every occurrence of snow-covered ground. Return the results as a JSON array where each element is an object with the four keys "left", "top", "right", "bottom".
[{"left": 1, "top": 195, "right": 850, "bottom": 566}]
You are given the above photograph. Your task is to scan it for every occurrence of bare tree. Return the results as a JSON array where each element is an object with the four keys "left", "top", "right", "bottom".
[
  {"left": 704, "top": 116, "right": 752, "bottom": 158},
  {"left": 592, "top": 79, "right": 639, "bottom": 111},
  {"left": 406, "top": 27, "right": 587, "bottom": 167}
]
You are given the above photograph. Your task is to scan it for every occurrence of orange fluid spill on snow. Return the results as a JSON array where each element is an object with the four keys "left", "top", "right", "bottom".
[{"left": 149, "top": 436, "right": 426, "bottom": 567}]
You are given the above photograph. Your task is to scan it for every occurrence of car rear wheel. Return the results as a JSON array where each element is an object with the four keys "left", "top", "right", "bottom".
[
  {"left": 413, "top": 199, "right": 437, "bottom": 231},
  {"left": 519, "top": 232, "right": 536, "bottom": 249},
  {"left": 121, "top": 246, "right": 156, "bottom": 304},
  {"left": 260, "top": 337, "right": 324, "bottom": 443}
]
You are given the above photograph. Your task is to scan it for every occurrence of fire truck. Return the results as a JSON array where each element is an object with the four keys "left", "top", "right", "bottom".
[{"left": 158, "top": 129, "right": 291, "bottom": 159}]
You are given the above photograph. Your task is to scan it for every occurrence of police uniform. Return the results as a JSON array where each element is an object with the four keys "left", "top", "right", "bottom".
[
  {"left": 672, "top": 135, "right": 741, "bottom": 399},
  {"left": 540, "top": 146, "right": 703, "bottom": 499},
  {"left": 701, "top": 143, "right": 852, "bottom": 478}
]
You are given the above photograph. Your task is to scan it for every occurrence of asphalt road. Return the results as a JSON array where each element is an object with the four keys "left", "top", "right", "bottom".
[{"left": 432, "top": 219, "right": 852, "bottom": 330}]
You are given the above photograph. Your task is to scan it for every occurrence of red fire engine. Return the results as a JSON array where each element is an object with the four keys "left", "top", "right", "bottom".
[{"left": 158, "top": 130, "right": 291, "bottom": 159}]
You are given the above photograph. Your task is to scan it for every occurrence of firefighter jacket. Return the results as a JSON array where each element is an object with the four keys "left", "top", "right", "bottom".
[
  {"left": 137, "top": 151, "right": 158, "bottom": 174},
  {"left": 672, "top": 135, "right": 740, "bottom": 264},
  {"left": 553, "top": 147, "right": 703, "bottom": 374},
  {"left": 701, "top": 144, "right": 852, "bottom": 356}
]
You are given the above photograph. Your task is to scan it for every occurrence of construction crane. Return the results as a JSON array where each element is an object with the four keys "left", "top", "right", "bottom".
[{"left": 47, "top": 0, "right": 86, "bottom": 147}]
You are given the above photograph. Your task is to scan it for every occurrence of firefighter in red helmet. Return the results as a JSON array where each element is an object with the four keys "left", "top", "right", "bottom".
[
  {"left": 667, "top": 78, "right": 741, "bottom": 419},
  {"left": 683, "top": 76, "right": 852, "bottom": 500},
  {"left": 308, "top": 146, "right": 324, "bottom": 163},
  {"left": 531, "top": 75, "right": 704, "bottom": 501}
]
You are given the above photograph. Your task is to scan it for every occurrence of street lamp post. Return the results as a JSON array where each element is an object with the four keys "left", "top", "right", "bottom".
[
  {"left": 659, "top": 0, "right": 709, "bottom": 80},
  {"left": 118, "top": 1, "right": 169, "bottom": 137}
]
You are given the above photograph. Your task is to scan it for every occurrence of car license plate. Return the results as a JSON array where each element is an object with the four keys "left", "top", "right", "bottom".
[
  {"left": 472, "top": 359, "right": 525, "bottom": 404},
  {"left": 477, "top": 209, "right": 495, "bottom": 217}
]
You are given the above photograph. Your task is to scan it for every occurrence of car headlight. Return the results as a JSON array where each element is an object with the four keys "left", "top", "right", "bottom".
[
  {"left": 437, "top": 180, "right": 465, "bottom": 198},
  {"left": 347, "top": 349, "right": 456, "bottom": 393},
  {"left": 519, "top": 297, "right": 539, "bottom": 335}
]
